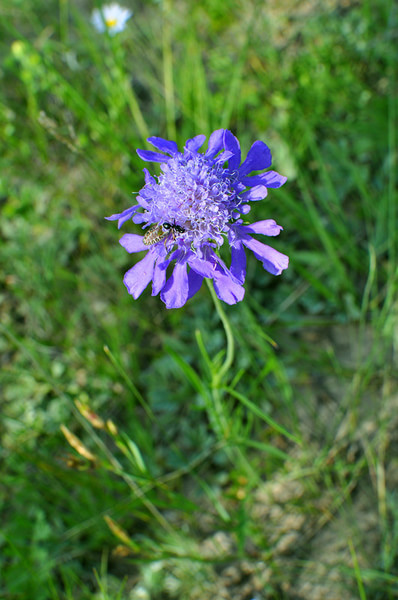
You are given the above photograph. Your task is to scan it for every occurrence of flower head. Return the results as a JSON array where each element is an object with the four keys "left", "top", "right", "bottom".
[
  {"left": 91, "top": 3, "right": 132, "bottom": 35},
  {"left": 107, "top": 130, "right": 289, "bottom": 308}
]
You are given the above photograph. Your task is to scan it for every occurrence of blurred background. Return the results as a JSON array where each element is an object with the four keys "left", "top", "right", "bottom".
[{"left": 0, "top": 0, "right": 397, "bottom": 598}]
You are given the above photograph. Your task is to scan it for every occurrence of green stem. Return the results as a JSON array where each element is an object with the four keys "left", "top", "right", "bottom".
[
  {"left": 59, "top": 0, "right": 69, "bottom": 44},
  {"left": 205, "top": 281, "right": 258, "bottom": 476},
  {"left": 124, "top": 83, "right": 150, "bottom": 145},
  {"left": 110, "top": 40, "right": 149, "bottom": 145},
  {"left": 205, "top": 278, "right": 233, "bottom": 440},
  {"left": 205, "top": 279, "right": 235, "bottom": 385}
]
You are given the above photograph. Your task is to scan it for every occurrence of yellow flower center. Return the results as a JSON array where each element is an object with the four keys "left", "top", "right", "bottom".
[{"left": 105, "top": 18, "right": 117, "bottom": 27}]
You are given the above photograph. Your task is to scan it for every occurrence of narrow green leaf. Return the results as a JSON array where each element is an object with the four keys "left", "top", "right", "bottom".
[
  {"left": 223, "top": 387, "right": 301, "bottom": 445},
  {"left": 167, "top": 346, "right": 212, "bottom": 404}
]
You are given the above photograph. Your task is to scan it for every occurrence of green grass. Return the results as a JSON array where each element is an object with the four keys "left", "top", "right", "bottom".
[{"left": 1, "top": 0, "right": 397, "bottom": 598}]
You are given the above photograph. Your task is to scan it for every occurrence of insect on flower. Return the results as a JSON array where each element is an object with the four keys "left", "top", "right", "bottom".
[
  {"left": 106, "top": 129, "right": 289, "bottom": 309},
  {"left": 143, "top": 222, "right": 186, "bottom": 246}
]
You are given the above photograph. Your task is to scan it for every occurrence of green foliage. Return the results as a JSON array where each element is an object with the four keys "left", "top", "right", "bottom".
[{"left": 1, "top": 0, "right": 397, "bottom": 598}]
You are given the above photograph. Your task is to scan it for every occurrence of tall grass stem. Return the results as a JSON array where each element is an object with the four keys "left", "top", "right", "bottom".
[{"left": 162, "top": 0, "right": 177, "bottom": 140}]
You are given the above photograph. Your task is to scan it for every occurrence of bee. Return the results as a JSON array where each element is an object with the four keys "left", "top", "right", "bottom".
[{"left": 143, "top": 221, "right": 186, "bottom": 246}]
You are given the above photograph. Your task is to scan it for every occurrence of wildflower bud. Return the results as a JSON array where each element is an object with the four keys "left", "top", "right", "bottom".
[
  {"left": 11, "top": 40, "right": 25, "bottom": 59},
  {"left": 104, "top": 515, "right": 132, "bottom": 546},
  {"left": 60, "top": 424, "right": 96, "bottom": 462},
  {"left": 75, "top": 399, "right": 105, "bottom": 429},
  {"left": 106, "top": 420, "right": 118, "bottom": 436}
]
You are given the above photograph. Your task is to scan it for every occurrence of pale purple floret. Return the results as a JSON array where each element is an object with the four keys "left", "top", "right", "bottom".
[{"left": 107, "top": 129, "right": 289, "bottom": 308}]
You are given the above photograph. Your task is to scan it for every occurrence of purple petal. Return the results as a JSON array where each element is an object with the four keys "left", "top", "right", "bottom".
[
  {"left": 213, "top": 271, "right": 245, "bottom": 304},
  {"left": 152, "top": 257, "right": 169, "bottom": 295},
  {"left": 119, "top": 233, "right": 147, "bottom": 253},
  {"left": 132, "top": 213, "right": 147, "bottom": 224},
  {"left": 143, "top": 168, "right": 156, "bottom": 185},
  {"left": 185, "top": 134, "right": 206, "bottom": 152},
  {"left": 241, "top": 170, "right": 287, "bottom": 188},
  {"left": 213, "top": 150, "right": 234, "bottom": 165},
  {"left": 211, "top": 252, "right": 242, "bottom": 285},
  {"left": 230, "top": 241, "right": 246, "bottom": 284},
  {"left": 239, "top": 141, "right": 272, "bottom": 176},
  {"left": 188, "top": 254, "right": 216, "bottom": 279},
  {"left": 189, "top": 247, "right": 243, "bottom": 287},
  {"left": 167, "top": 248, "right": 184, "bottom": 263},
  {"left": 105, "top": 210, "right": 126, "bottom": 222},
  {"left": 238, "top": 219, "right": 283, "bottom": 237},
  {"left": 160, "top": 262, "right": 189, "bottom": 308},
  {"left": 205, "top": 129, "right": 225, "bottom": 159},
  {"left": 147, "top": 136, "right": 178, "bottom": 155},
  {"left": 123, "top": 251, "right": 156, "bottom": 299},
  {"left": 223, "top": 130, "right": 241, "bottom": 171},
  {"left": 105, "top": 206, "right": 138, "bottom": 229},
  {"left": 240, "top": 185, "right": 268, "bottom": 202},
  {"left": 136, "top": 149, "right": 171, "bottom": 163},
  {"left": 136, "top": 194, "right": 150, "bottom": 209},
  {"left": 187, "top": 269, "right": 203, "bottom": 300},
  {"left": 242, "top": 236, "right": 289, "bottom": 275}
]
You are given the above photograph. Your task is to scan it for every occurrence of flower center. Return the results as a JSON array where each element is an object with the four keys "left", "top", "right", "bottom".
[
  {"left": 141, "top": 154, "right": 242, "bottom": 249},
  {"left": 105, "top": 18, "right": 118, "bottom": 27}
]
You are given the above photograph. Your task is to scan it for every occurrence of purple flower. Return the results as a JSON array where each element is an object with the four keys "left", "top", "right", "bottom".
[{"left": 107, "top": 129, "right": 289, "bottom": 309}]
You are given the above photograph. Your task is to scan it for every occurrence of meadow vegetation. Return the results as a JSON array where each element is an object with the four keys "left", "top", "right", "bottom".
[{"left": 0, "top": 0, "right": 397, "bottom": 598}]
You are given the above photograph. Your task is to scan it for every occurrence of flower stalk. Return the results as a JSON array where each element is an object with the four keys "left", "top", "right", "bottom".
[{"left": 206, "top": 278, "right": 235, "bottom": 386}]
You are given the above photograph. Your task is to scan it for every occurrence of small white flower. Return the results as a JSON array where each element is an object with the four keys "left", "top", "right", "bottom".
[{"left": 91, "top": 3, "right": 133, "bottom": 36}]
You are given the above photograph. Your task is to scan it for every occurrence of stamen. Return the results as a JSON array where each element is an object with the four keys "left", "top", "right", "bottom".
[{"left": 137, "top": 152, "right": 245, "bottom": 252}]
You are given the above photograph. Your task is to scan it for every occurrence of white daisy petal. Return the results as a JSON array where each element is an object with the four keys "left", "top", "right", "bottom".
[{"left": 91, "top": 4, "right": 133, "bottom": 35}]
